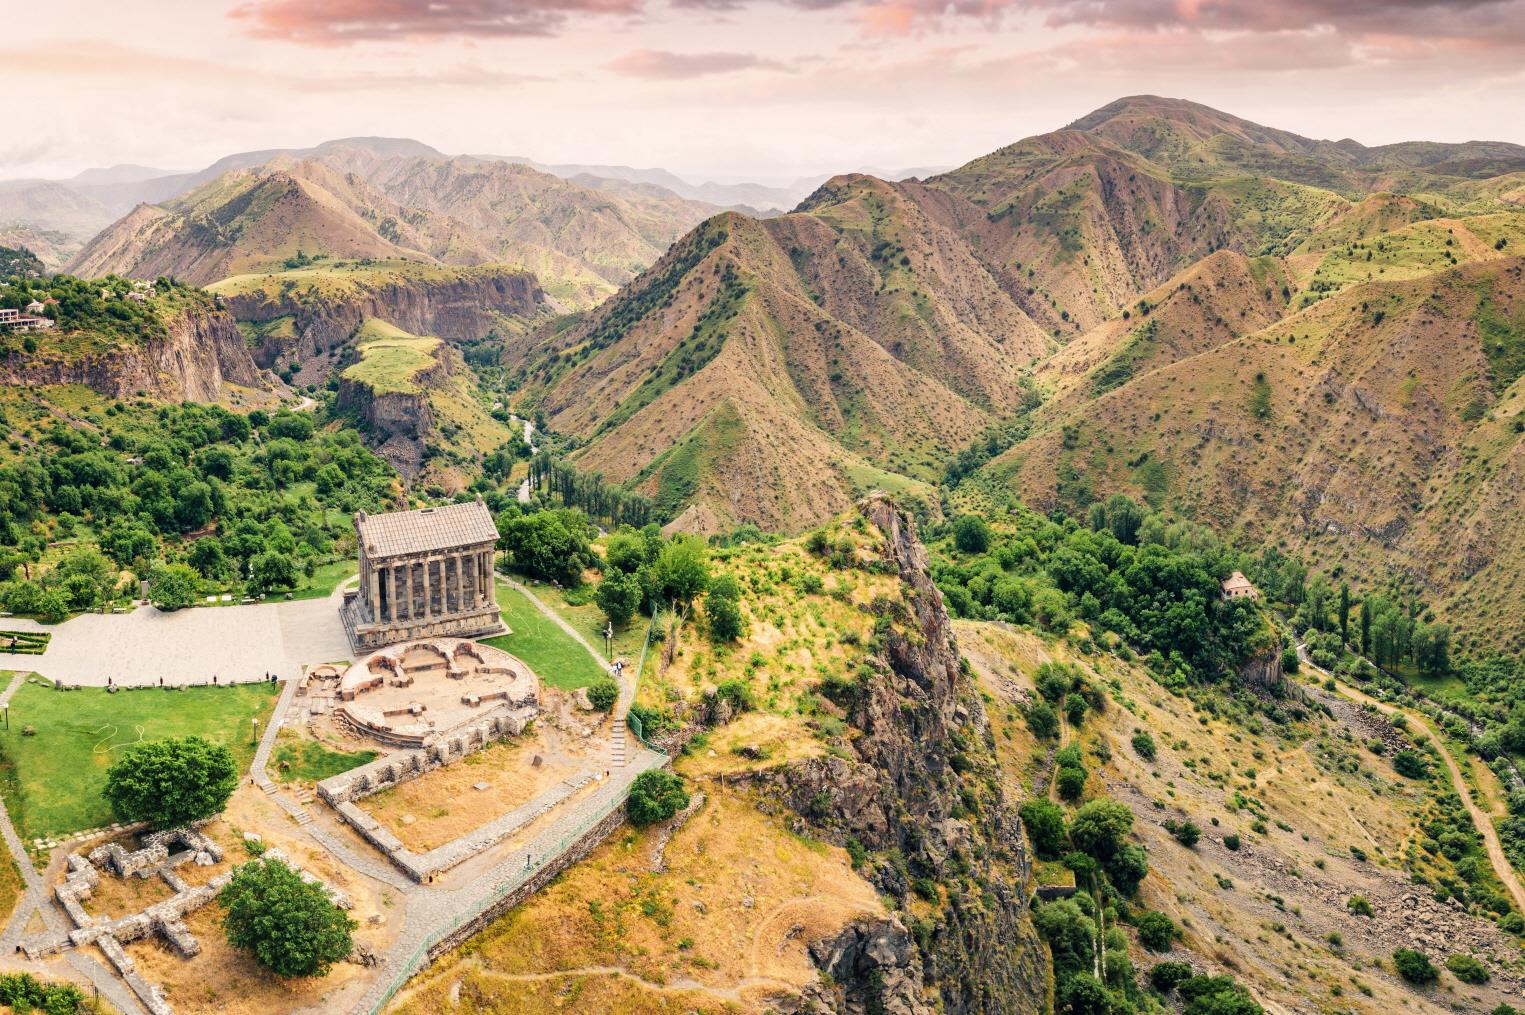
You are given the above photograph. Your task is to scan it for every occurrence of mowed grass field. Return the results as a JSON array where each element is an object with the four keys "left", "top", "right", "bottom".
[
  {"left": 0, "top": 677, "right": 280, "bottom": 841},
  {"left": 481, "top": 583, "right": 606, "bottom": 691}
]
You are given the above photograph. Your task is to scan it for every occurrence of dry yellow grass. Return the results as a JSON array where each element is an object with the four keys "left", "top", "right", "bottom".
[
  {"left": 360, "top": 727, "right": 602, "bottom": 853},
  {"left": 387, "top": 788, "right": 884, "bottom": 1015}
]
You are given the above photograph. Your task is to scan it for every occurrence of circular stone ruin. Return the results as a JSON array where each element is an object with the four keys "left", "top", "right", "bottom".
[{"left": 335, "top": 638, "right": 539, "bottom": 747}]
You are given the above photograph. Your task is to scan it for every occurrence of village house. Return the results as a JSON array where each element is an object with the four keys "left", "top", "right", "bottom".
[
  {"left": 1220, "top": 570, "right": 1260, "bottom": 601},
  {"left": 0, "top": 307, "right": 55, "bottom": 332}
]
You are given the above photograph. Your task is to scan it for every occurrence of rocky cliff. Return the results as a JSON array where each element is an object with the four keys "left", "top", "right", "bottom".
[
  {"left": 222, "top": 267, "right": 544, "bottom": 369},
  {"left": 334, "top": 348, "right": 452, "bottom": 479},
  {"left": 0, "top": 305, "right": 268, "bottom": 401},
  {"left": 763, "top": 494, "right": 1047, "bottom": 1015}
]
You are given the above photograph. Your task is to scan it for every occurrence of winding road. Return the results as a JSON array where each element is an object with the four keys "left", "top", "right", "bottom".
[{"left": 1298, "top": 644, "right": 1525, "bottom": 915}]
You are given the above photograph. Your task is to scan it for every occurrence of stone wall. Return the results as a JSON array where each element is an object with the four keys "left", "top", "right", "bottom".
[{"left": 317, "top": 706, "right": 528, "bottom": 806}]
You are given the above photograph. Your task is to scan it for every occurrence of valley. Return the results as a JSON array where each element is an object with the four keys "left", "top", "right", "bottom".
[{"left": 1, "top": 94, "right": 1523, "bottom": 1015}]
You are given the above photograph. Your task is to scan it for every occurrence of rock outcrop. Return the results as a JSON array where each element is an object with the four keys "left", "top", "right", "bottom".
[
  {"left": 221, "top": 267, "right": 544, "bottom": 369},
  {"left": 764, "top": 493, "right": 1047, "bottom": 1015},
  {"left": 0, "top": 305, "right": 268, "bottom": 401}
]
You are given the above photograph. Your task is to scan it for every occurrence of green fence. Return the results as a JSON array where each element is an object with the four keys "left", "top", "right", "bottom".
[{"left": 624, "top": 608, "right": 666, "bottom": 755}]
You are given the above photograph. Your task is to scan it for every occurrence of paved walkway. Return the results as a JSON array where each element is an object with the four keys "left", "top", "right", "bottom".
[{"left": 0, "top": 589, "right": 352, "bottom": 686}]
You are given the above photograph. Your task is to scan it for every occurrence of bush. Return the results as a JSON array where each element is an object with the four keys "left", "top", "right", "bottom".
[
  {"left": 1347, "top": 895, "right": 1373, "bottom": 917},
  {"left": 1281, "top": 647, "right": 1299, "bottom": 674},
  {"left": 1149, "top": 961, "right": 1193, "bottom": 992},
  {"left": 586, "top": 677, "right": 618, "bottom": 711},
  {"left": 1393, "top": 750, "right": 1429, "bottom": 779},
  {"left": 104, "top": 736, "right": 238, "bottom": 828},
  {"left": 1164, "top": 818, "right": 1201, "bottom": 848},
  {"left": 1019, "top": 799, "right": 1067, "bottom": 859},
  {"left": 1392, "top": 948, "right": 1438, "bottom": 984},
  {"left": 627, "top": 769, "right": 689, "bottom": 826},
  {"left": 0, "top": 972, "right": 88, "bottom": 1015},
  {"left": 705, "top": 574, "right": 746, "bottom": 644},
  {"left": 1177, "top": 974, "right": 1264, "bottom": 1014},
  {"left": 1222, "top": 833, "right": 1240, "bottom": 851},
  {"left": 1131, "top": 729, "right": 1157, "bottom": 761},
  {"left": 1025, "top": 700, "right": 1059, "bottom": 739},
  {"left": 1137, "top": 910, "right": 1178, "bottom": 952},
  {"left": 1056, "top": 765, "right": 1087, "bottom": 802},
  {"left": 220, "top": 858, "right": 356, "bottom": 977},
  {"left": 595, "top": 570, "right": 643, "bottom": 626},
  {"left": 714, "top": 679, "right": 754, "bottom": 713},
  {"left": 1445, "top": 953, "right": 1488, "bottom": 984}
]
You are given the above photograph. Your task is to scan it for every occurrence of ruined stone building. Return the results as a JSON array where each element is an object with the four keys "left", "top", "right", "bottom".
[{"left": 342, "top": 498, "right": 506, "bottom": 650}]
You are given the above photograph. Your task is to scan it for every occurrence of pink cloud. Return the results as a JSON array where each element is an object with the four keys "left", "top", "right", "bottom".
[
  {"left": 607, "top": 49, "right": 789, "bottom": 78},
  {"left": 229, "top": 0, "right": 644, "bottom": 44}
]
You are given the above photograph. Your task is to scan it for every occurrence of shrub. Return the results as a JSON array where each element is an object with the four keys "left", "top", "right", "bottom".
[
  {"left": 1445, "top": 953, "right": 1488, "bottom": 984},
  {"left": 714, "top": 679, "right": 754, "bottom": 713},
  {"left": 1056, "top": 765, "right": 1087, "bottom": 802},
  {"left": 1177, "top": 974, "right": 1264, "bottom": 1014},
  {"left": 221, "top": 858, "right": 356, "bottom": 977},
  {"left": 1347, "top": 895, "right": 1374, "bottom": 917},
  {"left": 1392, "top": 750, "right": 1429, "bottom": 779},
  {"left": 1164, "top": 819, "right": 1202, "bottom": 848},
  {"left": 0, "top": 972, "right": 88, "bottom": 1014},
  {"left": 1222, "top": 833, "right": 1241, "bottom": 851},
  {"left": 1019, "top": 799, "right": 1067, "bottom": 859},
  {"left": 1149, "top": 961, "right": 1193, "bottom": 992},
  {"left": 104, "top": 736, "right": 238, "bottom": 828},
  {"left": 627, "top": 769, "right": 689, "bottom": 826},
  {"left": 705, "top": 574, "right": 746, "bottom": 643},
  {"left": 1392, "top": 948, "right": 1438, "bottom": 984},
  {"left": 1024, "top": 700, "right": 1059, "bottom": 739},
  {"left": 1137, "top": 910, "right": 1178, "bottom": 952},
  {"left": 586, "top": 677, "right": 619, "bottom": 711},
  {"left": 1131, "top": 730, "right": 1157, "bottom": 761}
]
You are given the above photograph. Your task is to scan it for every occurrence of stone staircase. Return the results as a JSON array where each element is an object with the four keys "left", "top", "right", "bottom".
[{"left": 608, "top": 713, "right": 627, "bottom": 769}]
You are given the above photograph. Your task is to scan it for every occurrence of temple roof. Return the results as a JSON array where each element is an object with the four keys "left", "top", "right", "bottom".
[{"left": 355, "top": 499, "right": 499, "bottom": 559}]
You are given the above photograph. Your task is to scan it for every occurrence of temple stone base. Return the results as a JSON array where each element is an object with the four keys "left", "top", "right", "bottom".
[{"left": 342, "top": 592, "right": 506, "bottom": 652}]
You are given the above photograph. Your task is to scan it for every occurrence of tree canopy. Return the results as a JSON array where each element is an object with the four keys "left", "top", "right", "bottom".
[
  {"left": 220, "top": 858, "right": 357, "bottom": 978},
  {"left": 104, "top": 736, "right": 238, "bottom": 828}
]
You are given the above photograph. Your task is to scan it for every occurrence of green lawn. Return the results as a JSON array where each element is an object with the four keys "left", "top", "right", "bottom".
[
  {"left": 0, "top": 677, "right": 280, "bottom": 841},
  {"left": 286, "top": 558, "right": 358, "bottom": 602},
  {"left": 271, "top": 733, "right": 376, "bottom": 783},
  {"left": 480, "top": 583, "right": 607, "bottom": 691},
  {"left": 531, "top": 581, "right": 648, "bottom": 663}
]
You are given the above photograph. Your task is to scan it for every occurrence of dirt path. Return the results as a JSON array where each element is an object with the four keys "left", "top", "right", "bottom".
[
  {"left": 388, "top": 953, "right": 798, "bottom": 1009},
  {"left": 1299, "top": 645, "right": 1525, "bottom": 915}
]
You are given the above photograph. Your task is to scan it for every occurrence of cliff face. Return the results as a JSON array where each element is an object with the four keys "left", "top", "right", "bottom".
[
  {"left": 223, "top": 269, "right": 543, "bottom": 368},
  {"left": 766, "top": 494, "right": 1047, "bottom": 1015},
  {"left": 334, "top": 345, "right": 452, "bottom": 479},
  {"left": 0, "top": 306, "right": 268, "bottom": 401}
]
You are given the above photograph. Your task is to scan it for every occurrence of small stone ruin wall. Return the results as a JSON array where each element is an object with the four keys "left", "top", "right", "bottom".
[{"left": 317, "top": 705, "right": 529, "bottom": 807}]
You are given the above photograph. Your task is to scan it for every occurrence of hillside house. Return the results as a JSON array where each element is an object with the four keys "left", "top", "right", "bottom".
[
  {"left": 1220, "top": 571, "right": 1259, "bottom": 601},
  {"left": 0, "top": 308, "right": 55, "bottom": 332},
  {"left": 24, "top": 300, "right": 44, "bottom": 313}
]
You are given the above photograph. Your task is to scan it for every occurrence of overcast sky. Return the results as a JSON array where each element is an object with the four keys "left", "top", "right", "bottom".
[{"left": 7, "top": 0, "right": 1525, "bottom": 183}]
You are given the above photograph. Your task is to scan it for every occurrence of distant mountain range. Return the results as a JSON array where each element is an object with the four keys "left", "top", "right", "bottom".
[
  {"left": 504, "top": 95, "right": 1525, "bottom": 654},
  {"left": 0, "top": 138, "right": 944, "bottom": 269}
]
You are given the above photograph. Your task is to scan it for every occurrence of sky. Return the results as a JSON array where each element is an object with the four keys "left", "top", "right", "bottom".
[{"left": 6, "top": 0, "right": 1525, "bottom": 183}]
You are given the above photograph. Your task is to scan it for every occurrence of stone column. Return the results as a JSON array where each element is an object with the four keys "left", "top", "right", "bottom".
[
  {"left": 422, "top": 558, "right": 433, "bottom": 620},
  {"left": 450, "top": 553, "right": 463, "bottom": 614},
  {"left": 479, "top": 550, "right": 490, "bottom": 607},
  {"left": 368, "top": 562, "right": 381, "bottom": 623},
  {"left": 384, "top": 563, "right": 402, "bottom": 621}
]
